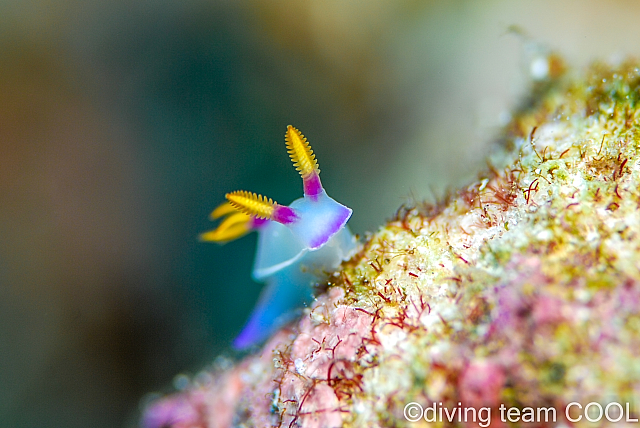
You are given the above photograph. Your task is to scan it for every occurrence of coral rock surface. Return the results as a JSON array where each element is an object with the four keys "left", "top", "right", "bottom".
[{"left": 142, "top": 59, "right": 640, "bottom": 427}]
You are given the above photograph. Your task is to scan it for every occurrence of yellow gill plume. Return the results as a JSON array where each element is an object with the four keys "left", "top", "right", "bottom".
[{"left": 285, "top": 125, "right": 320, "bottom": 178}]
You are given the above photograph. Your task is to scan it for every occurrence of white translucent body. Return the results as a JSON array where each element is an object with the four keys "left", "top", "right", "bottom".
[
  {"left": 234, "top": 226, "right": 356, "bottom": 349},
  {"left": 252, "top": 191, "right": 353, "bottom": 279},
  {"left": 234, "top": 192, "right": 356, "bottom": 349}
]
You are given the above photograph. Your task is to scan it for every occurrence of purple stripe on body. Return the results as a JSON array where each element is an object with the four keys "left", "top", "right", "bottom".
[{"left": 309, "top": 207, "right": 352, "bottom": 248}]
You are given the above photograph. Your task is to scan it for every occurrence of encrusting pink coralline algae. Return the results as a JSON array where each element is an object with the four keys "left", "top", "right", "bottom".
[{"left": 142, "top": 57, "right": 640, "bottom": 427}]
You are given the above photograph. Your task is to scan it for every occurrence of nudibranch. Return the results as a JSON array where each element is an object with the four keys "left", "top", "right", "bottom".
[{"left": 201, "top": 126, "right": 357, "bottom": 349}]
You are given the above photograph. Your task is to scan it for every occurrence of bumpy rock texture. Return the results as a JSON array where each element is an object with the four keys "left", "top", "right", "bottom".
[{"left": 142, "top": 58, "right": 640, "bottom": 427}]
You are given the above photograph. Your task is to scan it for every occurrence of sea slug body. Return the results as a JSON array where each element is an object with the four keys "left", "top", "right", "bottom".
[{"left": 201, "top": 126, "right": 357, "bottom": 349}]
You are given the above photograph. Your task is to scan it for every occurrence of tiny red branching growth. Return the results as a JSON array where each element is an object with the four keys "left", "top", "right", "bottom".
[
  {"left": 377, "top": 291, "right": 391, "bottom": 303},
  {"left": 524, "top": 179, "right": 540, "bottom": 204},
  {"left": 409, "top": 296, "right": 424, "bottom": 317},
  {"left": 354, "top": 307, "right": 374, "bottom": 317},
  {"left": 486, "top": 184, "right": 518, "bottom": 211},
  {"left": 310, "top": 337, "right": 325, "bottom": 359},
  {"left": 597, "top": 135, "right": 606, "bottom": 157},
  {"left": 287, "top": 379, "right": 319, "bottom": 428},
  {"left": 615, "top": 157, "right": 629, "bottom": 180},
  {"left": 369, "top": 258, "right": 383, "bottom": 273},
  {"left": 452, "top": 251, "right": 470, "bottom": 265},
  {"left": 328, "top": 336, "right": 342, "bottom": 359},
  {"left": 458, "top": 184, "right": 481, "bottom": 208}
]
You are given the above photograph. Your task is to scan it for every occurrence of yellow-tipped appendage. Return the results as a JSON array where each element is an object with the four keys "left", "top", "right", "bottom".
[
  {"left": 209, "top": 201, "right": 237, "bottom": 220},
  {"left": 200, "top": 201, "right": 253, "bottom": 243},
  {"left": 285, "top": 125, "right": 319, "bottom": 178},
  {"left": 200, "top": 211, "right": 251, "bottom": 243},
  {"left": 226, "top": 190, "right": 275, "bottom": 220}
]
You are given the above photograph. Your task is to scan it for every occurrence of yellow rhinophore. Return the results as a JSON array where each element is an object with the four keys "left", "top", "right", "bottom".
[
  {"left": 226, "top": 190, "right": 276, "bottom": 220},
  {"left": 285, "top": 125, "right": 320, "bottom": 178}
]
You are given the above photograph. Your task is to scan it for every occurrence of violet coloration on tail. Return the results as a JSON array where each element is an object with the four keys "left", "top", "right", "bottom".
[{"left": 201, "top": 126, "right": 357, "bottom": 349}]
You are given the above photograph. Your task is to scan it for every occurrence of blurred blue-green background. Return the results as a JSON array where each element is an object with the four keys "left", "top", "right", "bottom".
[{"left": 2, "top": 1, "right": 640, "bottom": 427}]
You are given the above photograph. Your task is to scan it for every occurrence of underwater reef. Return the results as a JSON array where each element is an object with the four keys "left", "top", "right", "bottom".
[{"left": 142, "top": 57, "right": 640, "bottom": 427}]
